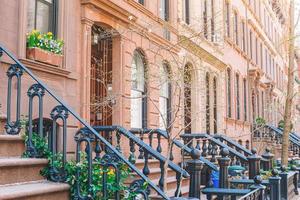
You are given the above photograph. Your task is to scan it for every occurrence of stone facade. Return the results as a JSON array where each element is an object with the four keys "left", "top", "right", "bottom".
[{"left": 0, "top": 0, "right": 294, "bottom": 158}]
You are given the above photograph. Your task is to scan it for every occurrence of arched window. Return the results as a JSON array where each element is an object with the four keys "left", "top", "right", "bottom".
[
  {"left": 261, "top": 91, "right": 264, "bottom": 118},
  {"left": 159, "top": 63, "right": 171, "bottom": 130},
  {"left": 225, "top": 1, "right": 230, "bottom": 37},
  {"left": 238, "top": 140, "right": 243, "bottom": 146},
  {"left": 131, "top": 50, "right": 147, "bottom": 128},
  {"left": 236, "top": 74, "right": 240, "bottom": 120},
  {"left": 184, "top": 64, "right": 192, "bottom": 133},
  {"left": 245, "top": 140, "right": 250, "bottom": 149},
  {"left": 206, "top": 73, "right": 210, "bottom": 133},
  {"left": 252, "top": 90, "right": 256, "bottom": 120},
  {"left": 243, "top": 79, "right": 247, "bottom": 121},
  {"left": 203, "top": 0, "right": 208, "bottom": 38},
  {"left": 211, "top": 0, "right": 215, "bottom": 41},
  {"left": 213, "top": 77, "right": 217, "bottom": 133},
  {"left": 226, "top": 68, "right": 232, "bottom": 118},
  {"left": 233, "top": 11, "right": 239, "bottom": 45}
]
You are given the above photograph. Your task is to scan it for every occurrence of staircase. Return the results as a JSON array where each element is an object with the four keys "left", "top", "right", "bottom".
[
  {"left": 0, "top": 45, "right": 174, "bottom": 199},
  {"left": 0, "top": 118, "right": 70, "bottom": 199}
]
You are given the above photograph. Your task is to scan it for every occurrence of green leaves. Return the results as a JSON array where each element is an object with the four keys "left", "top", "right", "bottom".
[
  {"left": 22, "top": 132, "right": 139, "bottom": 199},
  {"left": 26, "top": 30, "right": 64, "bottom": 55}
]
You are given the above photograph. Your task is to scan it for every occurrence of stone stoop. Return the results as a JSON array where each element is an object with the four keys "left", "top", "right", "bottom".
[
  {"left": 135, "top": 159, "right": 191, "bottom": 199},
  {"left": 0, "top": 124, "right": 70, "bottom": 200},
  {"left": 0, "top": 114, "right": 6, "bottom": 133}
]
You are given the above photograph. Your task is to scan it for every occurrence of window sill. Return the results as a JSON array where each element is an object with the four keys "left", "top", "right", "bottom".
[{"left": 20, "top": 58, "right": 72, "bottom": 78}]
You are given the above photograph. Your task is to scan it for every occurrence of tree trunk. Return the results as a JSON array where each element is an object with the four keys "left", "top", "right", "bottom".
[{"left": 281, "top": 0, "right": 295, "bottom": 166}]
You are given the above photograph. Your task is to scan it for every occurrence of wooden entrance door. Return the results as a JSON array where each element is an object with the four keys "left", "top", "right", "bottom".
[{"left": 90, "top": 26, "right": 113, "bottom": 126}]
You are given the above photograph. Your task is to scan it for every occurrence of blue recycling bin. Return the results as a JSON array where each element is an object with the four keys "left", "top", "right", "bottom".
[{"left": 211, "top": 170, "right": 219, "bottom": 188}]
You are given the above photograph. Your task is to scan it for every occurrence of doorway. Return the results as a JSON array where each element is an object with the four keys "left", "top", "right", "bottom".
[{"left": 90, "top": 25, "right": 113, "bottom": 126}]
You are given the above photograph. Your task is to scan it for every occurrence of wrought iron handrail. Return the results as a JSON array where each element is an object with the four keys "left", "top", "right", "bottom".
[
  {"left": 0, "top": 45, "right": 169, "bottom": 199},
  {"left": 237, "top": 187, "right": 265, "bottom": 200},
  {"left": 91, "top": 126, "right": 189, "bottom": 178},
  {"left": 181, "top": 133, "right": 248, "bottom": 162},
  {"left": 266, "top": 125, "right": 300, "bottom": 147},
  {"left": 130, "top": 128, "right": 218, "bottom": 172},
  {"left": 213, "top": 134, "right": 252, "bottom": 156},
  {"left": 278, "top": 127, "right": 300, "bottom": 142}
]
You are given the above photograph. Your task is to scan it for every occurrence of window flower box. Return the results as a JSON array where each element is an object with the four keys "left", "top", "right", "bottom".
[
  {"left": 26, "top": 30, "right": 64, "bottom": 67},
  {"left": 26, "top": 47, "right": 63, "bottom": 67}
]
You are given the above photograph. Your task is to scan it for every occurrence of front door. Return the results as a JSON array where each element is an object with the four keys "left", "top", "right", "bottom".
[{"left": 90, "top": 25, "right": 113, "bottom": 127}]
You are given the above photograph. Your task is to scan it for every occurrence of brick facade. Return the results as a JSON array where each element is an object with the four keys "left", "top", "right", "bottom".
[{"left": 0, "top": 0, "right": 295, "bottom": 158}]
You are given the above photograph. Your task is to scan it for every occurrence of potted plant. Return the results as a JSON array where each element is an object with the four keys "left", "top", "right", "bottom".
[{"left": 26, "top": 30, "right": 64, "bottom": 67}]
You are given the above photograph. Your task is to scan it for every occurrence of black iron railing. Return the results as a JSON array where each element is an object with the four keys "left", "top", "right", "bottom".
[
  {"left": 254, "top": 124, "right": 300, "bottom": 157},
  {"left": 0, "top": 45, "right": 170, "bottom": 199},
  {"left": 180, "top": 133, "right": 249, "bottom": 166},
  {"left": 91, "top": 126, "right": 189, "bottom": 197},
  {"left": 214, "top": 134, "right": 252, "bottom": 157},
  {"left": 130, "top": 128, "right": 219, "bottom": 172}
]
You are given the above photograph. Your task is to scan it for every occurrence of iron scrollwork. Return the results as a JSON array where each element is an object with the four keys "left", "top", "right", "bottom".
[{"left": 5, "top": 64, "right": 24, "bottom": 135}]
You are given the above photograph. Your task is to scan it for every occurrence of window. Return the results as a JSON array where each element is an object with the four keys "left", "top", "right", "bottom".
[
  {"left": 257, "top": 93, "right": 260, "bottom": 117},
  {"left": 249, "top": 31, "right": 253, "bottom": 60},
  {"left": 255, "top": 38, "right": 258, "bottom": 65},
  {"left": 227, "top": 68, "right": 232, "bottom": 118},
  {"left": 131, "top": 51, "right": 147, "bottom": 128},
  {"left": 160, "top": 0, "right": 169, "bottom": 21},
  {"left": 206, "top": 73, "right": 210, "bottom": 133},
  {"left": 260, "top": 43, "right": 263, "bottom": 68},
  {"left": 213, "top": 77, "right": 217, "bottom": 133},
  {"left": 252, "top": 91, "right": 256, "bottom": 120},
  {"left": 203, "top": 0, "right": 208, "bottom": 39},
  {"left": 233, "top": 11, "right": 239, "bottom": 45},
  {"left": 241, "top": 21, "right": 246, "bottom": 52},
  {"left": 27, "top": 0, "right": 58, "bottom": 35},
  {"left": 261, "top": 91, "right": 264, "bottom": 117},
  {"left": 265, "top": 49, "right": 268, "bottom": 73},
  {"left": 159, "top": 63, "right": 171, "bottom": 130},
  {"left": 184, "top": 64, "right": 192, "bottom": 133},
  {"left": 211, "top": 0, "right": 215, "bottom": 41},
  {"left": 236, "top": 74, "right": 240, "bottom": 120},
  {"left": 138, "top": 0, "right": 145, "bottom": 5},
  {"left": 185, "top": 0, "right": 190, "bottom": 24},
  {"left": 225, "top": 2, "right": 230, "bottom": 37},
  {"left": 243, "top": 79, "right": 247, "bottom": 121}
]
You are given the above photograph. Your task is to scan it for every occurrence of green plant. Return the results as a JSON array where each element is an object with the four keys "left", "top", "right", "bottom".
[
  {"left": 278, "top": 119, "right": 293, "bottom": 130},
  {"left": 22, "top": 132, "right": 51, "bottom": 158},
  {"left": 255, "top": 117, "right": 266, "bottom": 126},
  {"left": 23, "top": 133, "right": 140, "bottom": 199},
  {"left": 260, "top": 170, "right": 272, "bottom": 180},
  {"left": 27, "top": 30, "right": 64, "bottom": 54}
]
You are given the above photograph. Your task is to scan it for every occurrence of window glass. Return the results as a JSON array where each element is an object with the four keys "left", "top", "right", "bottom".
[
  {"left": 131, "top": 51, "right": 146, "bottom": 128},
  {"left": 27, "top": 0, "right": 56, "bottom": 35},
  {"left": 36, "top": 1, "right": 51, "bottom": 33}
]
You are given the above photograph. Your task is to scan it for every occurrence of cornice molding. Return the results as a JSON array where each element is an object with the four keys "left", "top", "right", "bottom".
[
  {"left": 179, "top": 35, "right": 227, "bottom": 71},
  {"left": 81, "top": 0, "right": 138, "bottom": 24}
]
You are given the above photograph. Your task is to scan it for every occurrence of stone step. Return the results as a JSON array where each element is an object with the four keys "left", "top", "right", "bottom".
[
  {"left": 0, "top": 180, "right": 69, "bottom": 200},
  {"left": 0, "top": 158, "right": 48, "bottom": 185},
  {"left": 149, "top": 176, "right": 190, "bottom": 194},
  {"left": 0, "top": 135, "right": 25, "bottom": 157},
  {"left": 150, "top": 185, "right": 190, "bottom": 199},
  {"left": 131, "top": 167, "right": 177, "bottom": 180},
  {"left": 135, "top": 159, "right": 161, "bottom": 170},
  {"left": 0, "top": 114, "right": 6, "bottom": 133}
]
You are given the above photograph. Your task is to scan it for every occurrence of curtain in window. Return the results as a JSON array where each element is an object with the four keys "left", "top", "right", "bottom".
[
  {"left": 131, "top": 51, "right": 146, "bottom": 128},
  {"left": 27, "top": 0, "right": 57, "bottom": 35},
  {"left": 159, "top": 64, "right": 170, "bottom": 130}
]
